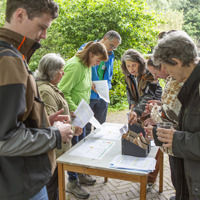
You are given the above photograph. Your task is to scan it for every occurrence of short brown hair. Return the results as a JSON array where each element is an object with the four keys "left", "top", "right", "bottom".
[
  {"left": 6, "top": 0, "right": 59, "bottom": 23},
  {"left": 76, "top": 41, "right": 108, "bottom": 67}
]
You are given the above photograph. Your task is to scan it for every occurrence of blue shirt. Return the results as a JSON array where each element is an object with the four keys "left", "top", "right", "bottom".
[{"left": 79, "top": 41, "right": 114, "bottom": 100}]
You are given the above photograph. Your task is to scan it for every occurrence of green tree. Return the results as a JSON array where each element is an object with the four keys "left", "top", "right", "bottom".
[
  {"left": 146, "top": 0, "right": 170, "bottom": 10},
  {"left": 0, "top": 0, "right": 6, "bottom": 27},
  {"left": 29, "top": 0, "right": 161, "bottom": 71},
  {"left": 145, "top": 0, "right": 184, "bottom": 32},
  {"left": 178, "top": 0, "right": 200, "bottom": 40},
  {"left": 148, "top": 0, "right": 200, "bottom": 41}
]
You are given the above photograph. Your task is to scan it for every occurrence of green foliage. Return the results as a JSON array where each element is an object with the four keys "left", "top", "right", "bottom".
[
  {"left": 159, "top": 78, "right": 166, "bottom": 89},
  {"left": 29, "top": 0, "right": 161, "bottom": 71},
  {"left": 146, "top": 0, "right": 200, "bottom": 42},
  {"left": 145, "top": 0, "right": 183, "bottom": 32},
  {"left": 146, "top": 0, "right": 170, "bottom": 10},
  {"left": 0, "top": 0, "right": 6, "bottom": 27},
  {"left": 109, "top": 60, "right": 128, "bottom": 110},
  {"left": 156, "top": 9, "right": 183, "bottom": 32},
  {"left": 169, "top": 0, "right": 200, "bottom": 40}
]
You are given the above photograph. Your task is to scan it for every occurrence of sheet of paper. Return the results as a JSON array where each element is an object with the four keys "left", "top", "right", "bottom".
[
  {"left": 69, "top": 139, "right": 115, "bottom": 159},
  {"left": 151, "top": 140, "right": 155, "bottom": 147},
  {"left": 89, "top": 116, "right": 103, "bottom": 129},
  {"left": 93, "top": 80, "right": 110, "bottom": 103},
  {"left": 110, "top": 154, "right": 156, "bottom": 172},
  {"left": 92, "top": 125, "right": 125, "bottom": 140},
  {"left": 71, "top": 99, "right": 93, "bottom": 128}
]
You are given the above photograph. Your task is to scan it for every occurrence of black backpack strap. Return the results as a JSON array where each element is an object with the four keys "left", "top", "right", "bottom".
[{"left": 0, "top": 41, "right": 23, "bottom": 59}]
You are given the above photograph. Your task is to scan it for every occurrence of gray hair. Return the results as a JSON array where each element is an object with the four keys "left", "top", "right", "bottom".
[
  {"left": 121, "top": 49, "right": 146, "bottom": 76},
  {"left": 104, "top": 30, "right": 122, "bottom": 44},
  {"left": 153, "top": 30, "right": 198, "bottom": 67},
  {"left": 35, "top": 53, "right": 65, "bottom": 81}
]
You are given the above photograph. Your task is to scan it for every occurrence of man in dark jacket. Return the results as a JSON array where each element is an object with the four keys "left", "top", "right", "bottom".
[
  {"left": 0, "top": 1, "right": 73, "bottom": 200},
  {"left": 153, "top": 30, "right": 200, "bottom": 200}
]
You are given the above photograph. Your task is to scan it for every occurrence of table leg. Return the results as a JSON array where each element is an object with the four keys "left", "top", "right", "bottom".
[
  {"left": 104, "top": 177, "right": 108, "bottom": 182},
  {"left": 58, "top": 163, "right": 65, "bottom": 200},
  {"left": 159, "top": 150, "right": 164, "bottom": 193},
  {"left": 140, "top": 176, "right": 147, "bottom": 200}
]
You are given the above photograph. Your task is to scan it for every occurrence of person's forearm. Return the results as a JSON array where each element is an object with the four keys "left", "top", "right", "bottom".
[{"left": 0, "top": 125, "right": 61, "bottom": 156}]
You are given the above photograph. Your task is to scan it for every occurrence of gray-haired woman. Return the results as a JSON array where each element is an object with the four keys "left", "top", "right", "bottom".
[
  {"left": 153, "top": 30, "right": 200, "bottom": 200},
  {"left": 35, "top": 53, "right": 82, "bottom": 200}
]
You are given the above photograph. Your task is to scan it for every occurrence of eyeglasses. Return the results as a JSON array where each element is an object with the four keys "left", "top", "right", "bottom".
[{"left": 109, "top": 44, "right": 117, "bottom": 50}]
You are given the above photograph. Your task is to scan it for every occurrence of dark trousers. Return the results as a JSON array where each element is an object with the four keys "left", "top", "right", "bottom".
[
  {"left": 86, "top": 99, "right": 108, "bottom": 135},
  {"left": 168, "top": 155, "right": 189, "bottom": 200},
  {"left": 67, "top": 127, "right": 86, "bottom": 181},
  {"left": 46, "top": 167, "right": 59, "bottom": 200}
]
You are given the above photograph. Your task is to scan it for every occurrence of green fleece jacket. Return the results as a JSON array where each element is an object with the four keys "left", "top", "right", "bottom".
[{"left": 58, "top": 56, "right": 92, "bottom": 111}]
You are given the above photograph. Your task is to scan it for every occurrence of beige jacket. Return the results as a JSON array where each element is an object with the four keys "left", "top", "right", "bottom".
[{"left": 37, "top": 81, "right": 74, "bottom": 157}]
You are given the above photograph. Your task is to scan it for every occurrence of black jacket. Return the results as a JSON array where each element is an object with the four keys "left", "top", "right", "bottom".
[{"left": 172, "top": 62, "right": 200, "bottom": 200}]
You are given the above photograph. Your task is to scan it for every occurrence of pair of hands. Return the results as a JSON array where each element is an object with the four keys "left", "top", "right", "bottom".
[
  {"left": 143, "top": 100, "right": 162, "bottom": 116},
  {"left": 128, "top": 100, "right": 161, "bottom": 125},
  {"left": 144, "top": 100, "right": 175, "bottom": 147},
  {"left": 145, "top": 125, "right": 175, "bottom": 148},
  {"left": 49, "top": 109, "right": 82, "bottom": 143},
  {"left": 70, "top": 111, "right": 83, "bottom": 136},
  {"left": 128, "top": 100, "right": 175, "bottom": 148}
]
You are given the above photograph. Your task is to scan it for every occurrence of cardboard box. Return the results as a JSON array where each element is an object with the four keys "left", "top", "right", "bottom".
[
  {"left": 121, "top": 130, "right": 151, "bottom": 157},
  {"left": 128, "top": 123, "right": 146, "bottom": 136}
]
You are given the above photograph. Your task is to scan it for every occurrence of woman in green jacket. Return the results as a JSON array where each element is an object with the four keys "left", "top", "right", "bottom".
[{"left": 58, "top": 41, "right": 108, "bottom": 199}]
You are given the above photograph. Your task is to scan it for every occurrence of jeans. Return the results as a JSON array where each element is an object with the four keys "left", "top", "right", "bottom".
[
  {"left": 29, "top": 186, "right": 48, "bottom": 200},
  {"left": 86, "top": 99, "right": 108, "bottom": 135},
  {"left": 67, "top": 127, "right": 86, "bottom": 181}
]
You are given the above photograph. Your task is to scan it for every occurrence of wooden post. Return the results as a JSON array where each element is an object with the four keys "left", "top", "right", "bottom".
[
  {"left": 58, "top": 163, "right": 65, "bottom": 200},
  {"left": 159, "top": 150, "right": 164, "bottom": 193},
  {"left": 140, "top": 176, "right": 147, "bottom": 200}
]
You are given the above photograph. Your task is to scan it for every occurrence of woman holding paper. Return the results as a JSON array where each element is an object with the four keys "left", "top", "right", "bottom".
[
  {"left": 35, "top": 53, "right": 83, "bottom": 200},
  {"left": 58, "top": 41, "right": 108, "bottom": 199}
]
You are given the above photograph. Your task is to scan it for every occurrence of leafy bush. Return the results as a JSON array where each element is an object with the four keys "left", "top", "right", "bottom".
[
  {"left": 0, "top": 0, "right": 6, "bottom": 27},
  {"left": 159, "top": 78, "right": 166, "bottom": 89},
  {"left": 109, "top": 60, "right": 128, "bottom": 111},
  {"left": 29, "top": 0, "right": 161, "bottom": 71}
]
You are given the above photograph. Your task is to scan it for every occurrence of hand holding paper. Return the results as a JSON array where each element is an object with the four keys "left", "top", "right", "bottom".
[
  {"left": 92, "top": 80, "right": 110, "bottom": 103},
  {"left": 71, "top": 99, "right": 102, "bottom": 129}
]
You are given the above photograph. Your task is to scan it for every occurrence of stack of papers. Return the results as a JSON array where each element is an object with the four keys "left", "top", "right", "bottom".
[
  {"left": 110, "top": 155, "right": 156, "bottom": 172},
  {"left": 69, "top": 139, "right": 115, "bottom": 160}
]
